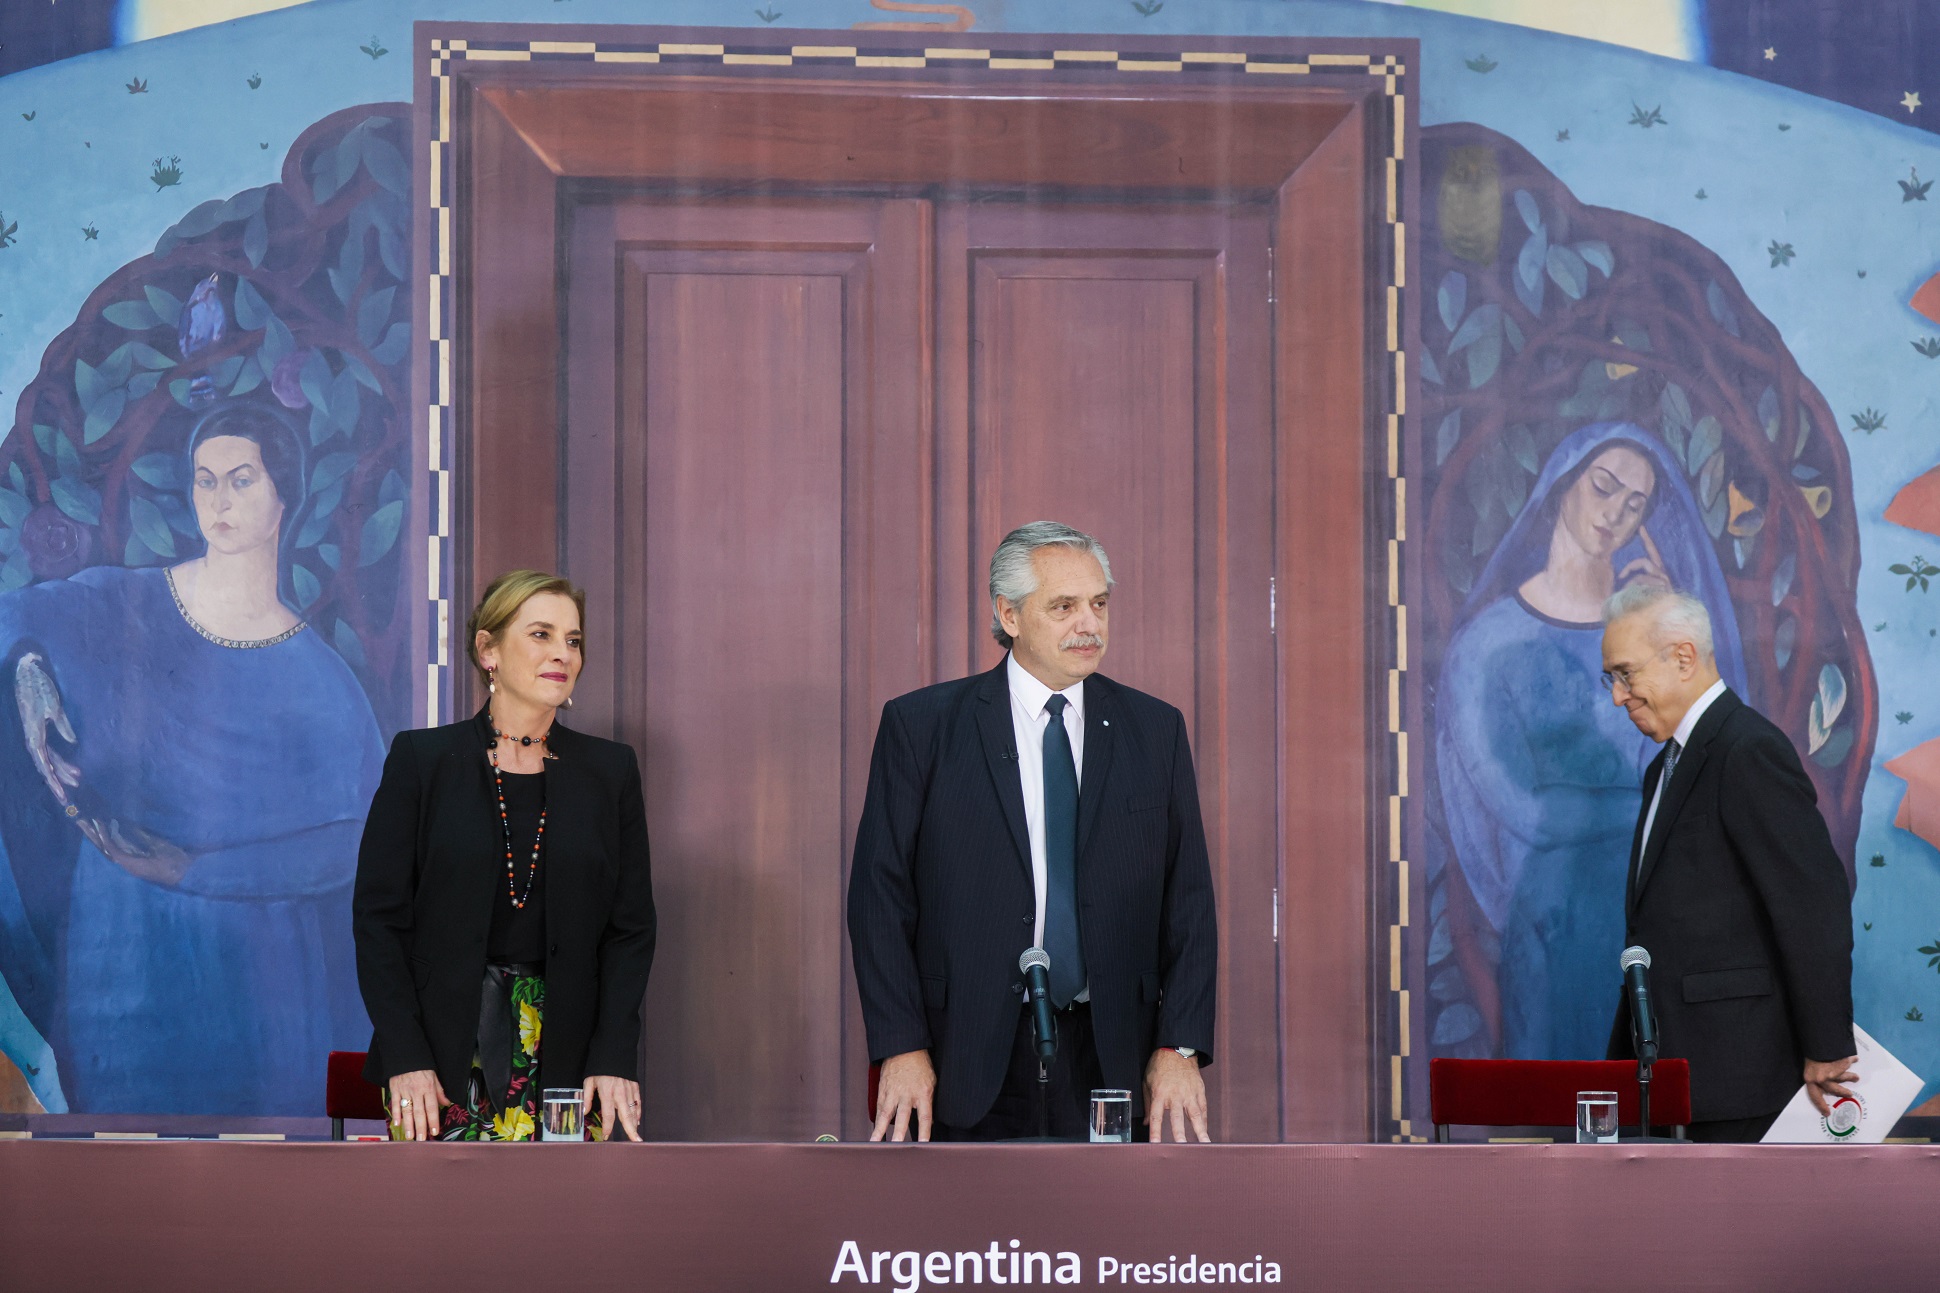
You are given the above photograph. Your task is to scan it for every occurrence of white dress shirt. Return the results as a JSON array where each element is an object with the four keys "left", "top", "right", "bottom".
[
  {"left": 1638, "top": 677, "right": 1727, "bottom": 866},
  {"left": 1006, "top": 651, "right": 1089, "bottom": 1001}
]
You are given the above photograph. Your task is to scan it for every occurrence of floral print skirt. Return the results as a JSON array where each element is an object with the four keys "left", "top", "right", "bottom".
[{"left": 385, "top": 966, "right": 545, "bottom": 1141}]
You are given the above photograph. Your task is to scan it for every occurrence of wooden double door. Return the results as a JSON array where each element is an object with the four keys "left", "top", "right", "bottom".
[{"left": 451, "top": 45, "right": 1390, "bottom": 1141}]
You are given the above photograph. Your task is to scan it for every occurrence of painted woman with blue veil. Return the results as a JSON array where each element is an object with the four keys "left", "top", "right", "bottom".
[
  {"left": 1435, "top": 421, "right": 1746, "bottom": 1062},
  {"left": 0, "top": 402, "right": 383, "bottom": 1113}
]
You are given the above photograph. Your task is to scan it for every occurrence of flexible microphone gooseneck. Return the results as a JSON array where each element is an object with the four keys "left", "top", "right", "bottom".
[{"left": 1019, "top": 947, "right": 1057, "bottom": 1064}]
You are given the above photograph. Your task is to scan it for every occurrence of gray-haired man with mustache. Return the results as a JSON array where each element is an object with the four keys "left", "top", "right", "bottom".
[{"left": 848, "top": 522, "right": 1219, "bottom": 1142}]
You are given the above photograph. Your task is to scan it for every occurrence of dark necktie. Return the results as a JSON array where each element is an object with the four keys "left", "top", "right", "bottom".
[
  {"left": 1636, "top": 740, "right": 1682, "bottom": 883},
  {"left": 1041, "top": 694, "right": 1086, "bottom": 1008}
]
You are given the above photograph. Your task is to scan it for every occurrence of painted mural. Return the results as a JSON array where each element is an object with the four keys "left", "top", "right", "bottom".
[
  {"left": 1, "top": 0, "right": 1939, "bottom": 1130},
  {"left": 1414, "top": 123, "right": 1874, "bottom": 1067},
  {"left": 0, "top": 106, "right": 411, "bottom": 1114}
]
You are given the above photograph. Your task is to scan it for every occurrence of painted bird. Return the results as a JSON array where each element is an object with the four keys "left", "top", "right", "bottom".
[{"left": 177, "top": 274, "right": 230, "bottom": 405}]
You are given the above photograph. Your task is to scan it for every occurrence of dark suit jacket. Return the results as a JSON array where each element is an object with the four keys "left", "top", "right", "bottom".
[
  {"left": 1606, "top": 687, "right": 1853, "bottom": 1122},
  {"left": 847, "top": 661, "right": 1218, "bottom": 1128},
  {"left": 352, "top": 707, "right": 655, "bottom": 1098}
]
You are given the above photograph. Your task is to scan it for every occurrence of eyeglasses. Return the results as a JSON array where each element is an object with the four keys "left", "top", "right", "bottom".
[{"left": 1600, "top": 645, "right": 1676, "bottom": 694}]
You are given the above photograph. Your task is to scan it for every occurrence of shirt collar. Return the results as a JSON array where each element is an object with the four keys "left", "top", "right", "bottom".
[
  {"left": 1006, "top": 651, "right": 1085, "bottom": 721},
  {"left": 1671, "top": 678, "right": 1727, "bottom": 749}
]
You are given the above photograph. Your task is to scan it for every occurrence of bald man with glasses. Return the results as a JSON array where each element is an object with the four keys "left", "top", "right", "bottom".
[{"left": 1599, "top": 583, "right": 1856, "bottom": 1142}]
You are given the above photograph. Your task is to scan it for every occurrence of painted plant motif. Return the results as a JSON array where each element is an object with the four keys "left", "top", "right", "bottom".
[
  {"left": 1414, "top": 124, "right": 1875, "bottom": 1068},
  {"left": 0, "top": 106, "right": 414, "bottom": 1116}
]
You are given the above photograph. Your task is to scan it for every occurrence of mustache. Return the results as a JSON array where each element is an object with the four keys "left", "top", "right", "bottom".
[{"left": 1060, "top": 633, "right": 1104, "bottom": 650}]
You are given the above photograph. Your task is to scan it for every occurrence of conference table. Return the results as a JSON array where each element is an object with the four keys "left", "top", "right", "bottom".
[{"left": 5, "top": 1140, "right": 1934, "bottom": 1289}]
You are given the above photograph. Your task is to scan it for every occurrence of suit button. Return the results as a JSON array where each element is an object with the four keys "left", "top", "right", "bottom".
[
  {"left": 549, "top": 943, "right": 559, "bottom": 955},
  {"left": 1021, "top": 916, "right": 1032, "bottom": 924},
  {"left": 1010, "top": 983, "right": 1023, "bottom": 994}
]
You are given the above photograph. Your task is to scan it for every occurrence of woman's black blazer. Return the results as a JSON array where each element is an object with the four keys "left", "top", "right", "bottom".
[{"left": 352, "top": 707, "right": 655, "bottom": 1098}]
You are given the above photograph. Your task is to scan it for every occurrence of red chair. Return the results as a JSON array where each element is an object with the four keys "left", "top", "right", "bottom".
[
  {"left": 326, "top": 1050, "right": 388, "bottom": 1140},
  {"left": 1429, "top": 1058, "right": 1690, "bottom": 1141}
]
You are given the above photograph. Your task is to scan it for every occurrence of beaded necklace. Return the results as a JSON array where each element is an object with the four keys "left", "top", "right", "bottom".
[{"left": 488, "top": 717, "right": 554, "bottom": 910}]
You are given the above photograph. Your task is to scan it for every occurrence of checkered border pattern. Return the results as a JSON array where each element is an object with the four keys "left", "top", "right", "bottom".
[
  {"left": 425, "top": 37, "right": 1404, "bottom": 75},
  {"left": 422, "top": 33, "right": 1412, "bottom": 1136}
]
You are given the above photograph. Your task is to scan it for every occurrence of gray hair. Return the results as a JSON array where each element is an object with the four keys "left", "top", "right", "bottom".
[
  {"left": 1602, "top": 583, "right": 1714, "bottom": 660},
  {"left": 988, "top": 521, "right": 1114, "bottom": 649}
]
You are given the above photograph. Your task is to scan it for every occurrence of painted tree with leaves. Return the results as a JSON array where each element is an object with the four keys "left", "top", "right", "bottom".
[{"left": 0, "top": 105, "right": 416, "bottom": 732}]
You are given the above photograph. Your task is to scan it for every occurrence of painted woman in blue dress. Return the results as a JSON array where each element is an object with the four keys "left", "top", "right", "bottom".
[
  {"left": 0, "top": 403, "right": 383, "bottom": 1113},
  {"left": 1435, "top": 421, "right": 1746, "bottom": 1062}
]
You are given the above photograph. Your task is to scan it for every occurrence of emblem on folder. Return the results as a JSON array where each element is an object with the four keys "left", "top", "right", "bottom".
[{"left": 1822, "top": 1096, "right": 1863, "bottom": 1139}]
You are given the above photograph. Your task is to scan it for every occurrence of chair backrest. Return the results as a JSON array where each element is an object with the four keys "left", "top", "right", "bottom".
[
  {"left": 326, "top": 1050, "right": 389, "bottom": 1123},
  {"left": 1429, "top": 1058, "right": 1691, "bottom": 1131}
]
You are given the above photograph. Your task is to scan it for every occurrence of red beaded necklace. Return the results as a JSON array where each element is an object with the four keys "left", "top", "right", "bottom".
[{"left": 488, "top": 718, "right": 553, "bottom": 910}]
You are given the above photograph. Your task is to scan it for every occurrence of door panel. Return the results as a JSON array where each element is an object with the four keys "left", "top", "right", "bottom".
[
  {"left": 554, "top": 182, "right": 1354, "bottom": 1143},
  {"left": 973, "top": 261, "right": 1201, "bottom": 704},
  {"left": 940, "top": 202, "right": 1284, "bottom": 1141},
  {"left": 565, "top": 200, "right": 927, "bottom": 1140},
  {"left": 631, "top": 263, "right": 844, "bottom": 1142}
]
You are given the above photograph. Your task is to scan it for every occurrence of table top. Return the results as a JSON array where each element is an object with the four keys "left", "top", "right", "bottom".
[{"left": 6, "top": 1140, "right": 1935, "bottom": 1290}]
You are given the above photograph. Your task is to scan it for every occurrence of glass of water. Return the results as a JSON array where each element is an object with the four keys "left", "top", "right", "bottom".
[
  {"left": 1090, "top": 1089, "right": 1133, "bottom": 1142},
  {"left": 542, "top": 1088, "right": 586, "bottom": 1142},
  {"left": 1575, "top": 1091, "right": 1620, "bottom": 1144}
]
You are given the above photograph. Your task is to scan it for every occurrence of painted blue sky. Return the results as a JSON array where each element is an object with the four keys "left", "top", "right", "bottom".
[{"left": 8, "top": 0, "right": 1940, "bottom": 136}]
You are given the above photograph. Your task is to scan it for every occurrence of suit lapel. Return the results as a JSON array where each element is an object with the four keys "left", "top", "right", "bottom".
[
  {"left": 1075, "top": 674, "right": 1115, "bottom": 864},
  {"left": 540, "top": 723, "right": 592, "bottom": 900},
  {"left": 1631, "top": 688, "right": 1740, "bottom": 911},
  {"left": 974, "top": 663, "right": 1032, "bottom": 880},
  {"left": 445, "top": 707, "right": 506, "bottom": 916}
]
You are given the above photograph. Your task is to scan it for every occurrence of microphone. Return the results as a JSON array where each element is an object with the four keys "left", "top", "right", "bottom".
[
  {"left": 1019, "top": 947, "right": 1057, "bottom": 1064},
  {"left": 1620, "top": 946, "right": 1659, "bottom": 1068}
]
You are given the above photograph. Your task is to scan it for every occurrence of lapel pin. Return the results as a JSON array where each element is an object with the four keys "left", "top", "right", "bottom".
[{"left": 1102, "top": 720, "right": 1110, "bottom": 727}]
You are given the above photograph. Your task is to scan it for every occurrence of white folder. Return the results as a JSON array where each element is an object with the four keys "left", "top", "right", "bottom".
[{"left": 1761, "top": 1024, "right": 1925, "bottom": 1143}]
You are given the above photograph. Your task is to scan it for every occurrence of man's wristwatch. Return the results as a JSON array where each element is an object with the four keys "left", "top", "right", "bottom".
[{"left": 1170, "top": 1047, "right": 1197, "bottom": 1060}]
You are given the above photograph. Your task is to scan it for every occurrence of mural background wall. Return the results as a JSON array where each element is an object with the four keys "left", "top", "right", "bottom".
[{"left": 1, "top": 0, "right": 1937, "bottom": 1133}]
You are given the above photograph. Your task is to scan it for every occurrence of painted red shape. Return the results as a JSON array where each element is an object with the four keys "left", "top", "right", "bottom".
[
  {"left": 1884, "top": 737, "right": 1940, "bottom": 852},
  {"left": 1884, "top": 462, "right": 1940, "bottom": 538},
  {"left": 1911, "top": 269, "right": 1940, "bottom": 324}
]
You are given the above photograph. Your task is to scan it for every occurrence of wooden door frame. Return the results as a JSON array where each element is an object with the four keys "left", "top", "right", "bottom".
[{"left": 414, "top": 23, "right": 1420, "bottom": 1142}]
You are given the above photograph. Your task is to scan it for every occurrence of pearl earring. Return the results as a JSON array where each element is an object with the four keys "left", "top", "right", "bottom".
[{"left": 565, "top": 695, "right": 573, "bottom": 709}]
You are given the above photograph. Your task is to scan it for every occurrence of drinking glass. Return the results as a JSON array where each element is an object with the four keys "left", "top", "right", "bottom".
[
  {"left": 542, "top": 1088, "right": 587, "bottom": 1142},
  {"left": 1575, "top": 1091, "right": 1620, "bottom": 1144},
  {"left": 1089, "top": 1089, "right": 1133, "bottom": 1142}
]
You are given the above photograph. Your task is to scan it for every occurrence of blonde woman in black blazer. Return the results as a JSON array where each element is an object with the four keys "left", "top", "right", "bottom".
[{"left": 353, "top": 570, "right": 655, "bottom": 1141}]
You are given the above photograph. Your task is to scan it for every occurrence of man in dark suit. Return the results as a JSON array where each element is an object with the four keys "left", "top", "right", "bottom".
[
  {"left": 1600, "top": 584, "right": 1856, "bottom": 1142},
  {"left": 848, "top": 522, "right": 1217, "bottom": 1142}
]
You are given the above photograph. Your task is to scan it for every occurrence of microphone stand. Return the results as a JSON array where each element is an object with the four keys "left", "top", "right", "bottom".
[
  {"left": 1038, "top": 1060, "right": 1051, "bottom": 1140},
  {"left": 1037, "top": 1017, "right": 1056, "bottom": 1141},
  {"left": 1622, "top": 1042, "right": 1681, "bottom": 1142}
]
